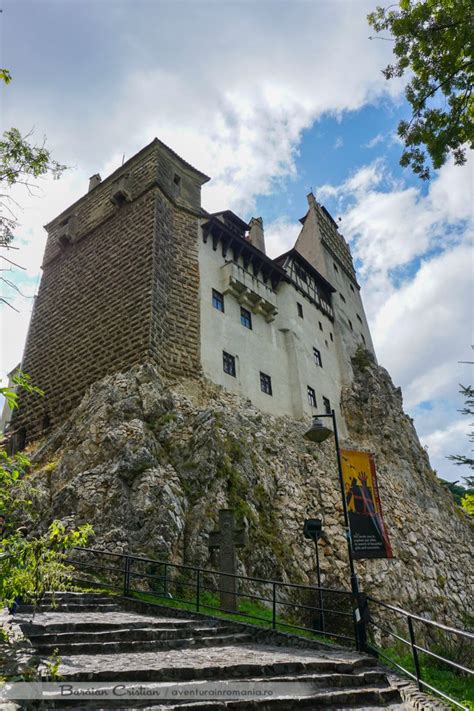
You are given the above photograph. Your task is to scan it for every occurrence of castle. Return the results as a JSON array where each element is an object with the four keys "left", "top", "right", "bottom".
[{"left": 10, "top": 138, "right": 375, "bottom": 444}]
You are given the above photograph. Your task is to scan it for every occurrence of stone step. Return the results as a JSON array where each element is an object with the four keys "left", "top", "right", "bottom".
[
  {"left": 17, "top": 603, "right": 121, "bottom": 613},
  {"left": 20, "top": 618, "right": 206, "bottom": 634},
  {"left": 35, "top": 632, "right": 255, "bottom": 655},
  {"left": 58, "top": 655, "right": 375, "bottom": 683},
  {"left": 27, "top": 624, "right": 240, "bottom": 645}
]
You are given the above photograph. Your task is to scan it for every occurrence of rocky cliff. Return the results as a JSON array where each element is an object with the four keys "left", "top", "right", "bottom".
[{"left": 24, "top": 354, "right": 473, "bottom": 625}]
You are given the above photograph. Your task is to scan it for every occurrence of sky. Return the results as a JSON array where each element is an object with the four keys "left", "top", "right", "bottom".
[{"left": 0, "top": 0, "right": 472, "bottom": 483}]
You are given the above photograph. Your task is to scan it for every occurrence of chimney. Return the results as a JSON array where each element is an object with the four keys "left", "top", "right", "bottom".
[
  {"left": 88, "top": 174, "right": 102, "bottom": 192},
  {"left": 248, "top": 217, "right": 266, "bottom": 254}
]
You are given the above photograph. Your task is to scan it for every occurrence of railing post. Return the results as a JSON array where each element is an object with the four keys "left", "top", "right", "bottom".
[
  {"left": 407, "top": 615, "right": 422, "bottom": 691},
  {"left": 163, "top": 563, "right": 168, "bottom": 597},
  {"left": 272, "top": 583, "right": 277, "bottom": 630},
  {"left": 196, "top": 569, "right": 201, "bottom": 612},
  {"left": 123, "top": 556, "right": 130, "bottom": 596}
]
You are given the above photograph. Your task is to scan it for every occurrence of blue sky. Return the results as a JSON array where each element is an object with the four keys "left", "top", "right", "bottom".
[{"left": 1, "top": 0, "right": 472, "bottom": 483}]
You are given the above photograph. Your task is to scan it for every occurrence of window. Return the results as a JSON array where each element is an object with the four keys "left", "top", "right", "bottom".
[
  {"left": 357, "top": 314, "right": 363, "bottom": 324},
  {"left": 340, "top": 293, "right": 346, "bottom": 303},
  {"left": 330, "top": 332, "right": 333, "bottom": 342},
  {"left": 240, "top": 307, "right": 252, "bottom": 329},
  {"left": 307, "top": 386, "right": 317, "bottom": 408},
  {"left": 319, "top": 321, "right": 323, "bottom": 331},
  {"left": 325, "top": 340, "right": 329, "bottom": 348},
  {"left": 313, "top": 347, "right": 322, "bottom": 367},
  {"left": 297, "top": 302, "right": 304, "bottom": 318},
  {"left": 348, "top": 319, "right": 353, "bottom": 331},
  {"left": 212, "top": 289, "right": 224, "bottom": 312},
  {"left": 334, "top": 263, "right": 339, "bottom": 273},
  {"left": 361, "top": 334, "right": 366, "bottom": 345},
  {"left": 260, "top": 372, "right": 272, "bottom": 396},
  {"left": 323, "top": 396, "right": 331, "bottom": 414},
  {"left": 222, "top": 351, "right": 236, "bottom": 377},
  {"left": 350, "top": 283, "right": 355, "bottom": 293}
]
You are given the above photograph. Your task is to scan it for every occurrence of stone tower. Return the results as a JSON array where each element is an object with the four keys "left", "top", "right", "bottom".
[{"left": 10, "top": 139, "right": 209, "bottom": 443}]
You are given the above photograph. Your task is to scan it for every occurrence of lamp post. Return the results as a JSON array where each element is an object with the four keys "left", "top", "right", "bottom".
[
  {"left": 303, "top": 518, "right": 325, "bottom": 633},
  {"left": 304, "top": 409, "right": 367, "bottom": 651}
]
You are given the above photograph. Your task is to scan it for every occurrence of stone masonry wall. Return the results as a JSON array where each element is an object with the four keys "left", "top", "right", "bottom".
[
  {"left": 14, "top": 188, "right": 157, "bottom": 439},
  {"left": 12, "top": 141, "right": 205, "bottom": 441}
]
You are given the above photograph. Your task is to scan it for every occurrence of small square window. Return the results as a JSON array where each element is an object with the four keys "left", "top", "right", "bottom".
[
  {"left": 307, "top": 386, "right": 317, "bottom": 408},
  {"left": 323, "top": 396, "right": 331, "bottom": 414},
  {"left": 223, "top": 351, "right": 236, "bottom": 377},
  {"left": 340, "top": 293, "right": 346, "bottom": 303},
  {"left": 212, "top": 289, "right": 224, "bottom": 312},
  {"left": 297, "top": 302, "right": 304, "bottom": 318},
  {"left": 313, "top": 347, "right": 322, "bottom": 367},
  {"left": 348, "top": 319, "right": 353, "bottom": 331},
  {"left": 319, "top": 322, "right": 323, "bottom": 331},
  {"left": 330, "top": 332, "right": 333, "bottom": 342},
  {"left": 260, "top": 372, "right": 272, "bottom": 396},
  {"left": 240, "top": 307, "right": 252, "bottom": 329}
]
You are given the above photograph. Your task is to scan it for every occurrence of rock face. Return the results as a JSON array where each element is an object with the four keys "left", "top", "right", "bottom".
[{"left": 26, "top": 357, "right": 473, "bottom": 626}]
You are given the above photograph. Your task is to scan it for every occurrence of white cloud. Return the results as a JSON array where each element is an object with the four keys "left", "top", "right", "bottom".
[
  {"left": 364, "top": 132, "right": 385, "bottom": 148},
  {"left": 317, "top": 156, "right": 473, "bottom": 481},
  {"left": 265, "top": 218, "right": 301, "bottom": 259}
]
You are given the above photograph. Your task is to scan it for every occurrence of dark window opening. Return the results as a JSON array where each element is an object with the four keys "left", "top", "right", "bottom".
[
  {"left": 334, "top": 263, "right": 339, "bottom": 273},
  {"left": 357, "top": 314, "right": 363, "bottom": 324},
  {"left": 330, "top": 332, "right": 333, "bottom": 342},
  {"left": 223, "top": 351, "right": 236, "bottom": 377},
  {"left": 348, "top": 319, "right": 353, "bottom": 331},
  {"left": 323, "top": 396, "right": 331, "bottom": 414},
  {"left": 319, "top": 322, "right": 323, "bottom": 331},
  {"left": 173, "top": 173, "right": 181, "bottom": 187},
  {"left": 240, "top": 307, "right": 252, "bottom": 329},
  {"left": 297, "top": 302, "right": 304, "bottom": 318},
  {"left": 260, "top": 372, "right": 272, "bottom": 396},
  {"left": 212, "top": 289, "right": 224, "bottom": 312},
  {"left": 313, "top": 348, "right": 322, "bottom": 367},
  {"left": 361, "top": 334, "right": 366, "bottom": 345},
  {"left": 340, "top": 293, "right": 346, "bottom": 303},
  {"left": 350, "top": 283, "right": 355, "bottom": 293},
  {"left": 307, "top": 386, "right": 317, "bottom": 408}
]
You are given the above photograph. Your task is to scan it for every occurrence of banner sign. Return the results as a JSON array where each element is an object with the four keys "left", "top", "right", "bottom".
[{"left": 340, "top": 449, "right": 393, "bottom": 560}]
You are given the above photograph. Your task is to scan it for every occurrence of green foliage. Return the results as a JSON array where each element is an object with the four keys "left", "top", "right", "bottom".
[
  {"left": 0, "top": 371, "right": 45, "bottom": 411},
  {"left": 0, "top": 69, "right": 11, "bottom": 84},
  {"left": 368, "top": 0, "right": 474, "bottom": 179},
  {"left": 439, "top": 477, "right": 474, "bottom": 506},
  {"left": 0, "top": 128, "right": 67, "bottom": 246},
  {"left": 0, "top": 521, "right": 93, "bottom": 607},
  {"left": 461, "top": 492, "right": 474, "bottom": 515},
  {"left": 351, "top": 344, "right": 374, "bottom": 371},
  {"left": 380, "top": 642, "right": 474, "bottom": 709},
  {"left": 448, "top": 385, "right": 474, "bottom": 470}
]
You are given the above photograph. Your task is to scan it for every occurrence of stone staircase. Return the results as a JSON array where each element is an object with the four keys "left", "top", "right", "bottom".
[{"left": 13, "top": 592, "right": 412, "bottom": 709}]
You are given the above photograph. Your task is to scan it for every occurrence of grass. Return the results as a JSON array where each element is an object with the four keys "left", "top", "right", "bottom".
[
  {"left": 375, "top": 644, "right": 474, "bottom": 710},
  {"left": 128, "top": 587, "right": 340, "bottom": 647}
]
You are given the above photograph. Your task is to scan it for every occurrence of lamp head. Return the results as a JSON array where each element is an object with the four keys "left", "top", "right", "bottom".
[{"left": 303, "top": 416, "right": 333, "bottom": 443}]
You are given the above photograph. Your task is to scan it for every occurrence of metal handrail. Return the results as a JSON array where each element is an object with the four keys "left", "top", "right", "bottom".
[{"left": 69, "top": 546, "right": 472, "bottom": 711}]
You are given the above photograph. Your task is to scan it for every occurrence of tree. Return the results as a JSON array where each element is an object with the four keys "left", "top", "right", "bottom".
[
  {"left": 448, "top": 384, "right": 474, "bottom": 470},
  {"left": 1, "top": 69, "right": 66, "bottom": 310},
  {"left": 368, "top": 0, "right": 474, "bottom": 180}
]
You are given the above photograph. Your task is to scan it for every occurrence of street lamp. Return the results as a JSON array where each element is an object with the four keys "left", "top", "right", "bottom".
[{"left": 304, "top": 410, "right": 367, "bottom": 651}]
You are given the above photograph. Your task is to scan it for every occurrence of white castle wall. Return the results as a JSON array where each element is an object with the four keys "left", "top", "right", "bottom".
[{"left": 198, "top": 228, "right": 347, "bottom": 433}]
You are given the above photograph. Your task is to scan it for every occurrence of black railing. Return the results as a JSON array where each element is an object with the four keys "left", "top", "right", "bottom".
[
  {"left": 68, "top": 547, "right": 473, "bottom": 711},
  {"left": 366, "top": 595, "right": 473, "bottom": 710}
]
